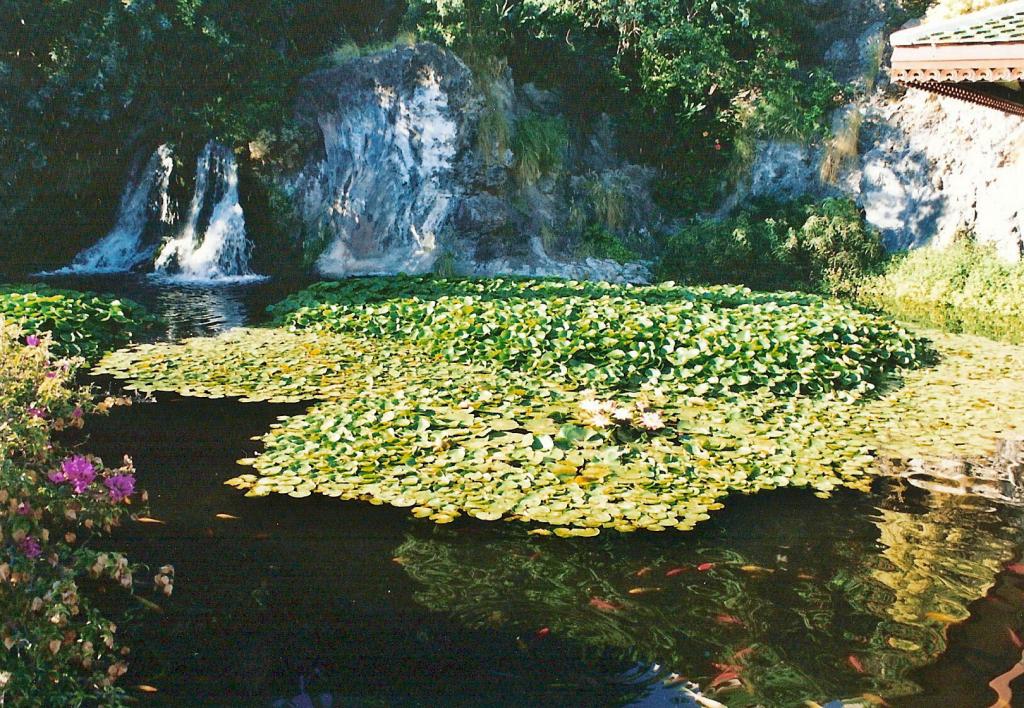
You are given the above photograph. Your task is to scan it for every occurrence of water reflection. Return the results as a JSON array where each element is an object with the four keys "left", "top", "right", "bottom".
[
  {"left": 32, "top": 273, "right": 312, "bottom": 340},
  {"left": 39, "top": 275, "right": 1024, "bottom": 705},
  {"left": 395, "top": 483, "right": 1020, "bottom": 706},
  {"left": 150, "top": 282, "right": 249, "bottom": 339}
]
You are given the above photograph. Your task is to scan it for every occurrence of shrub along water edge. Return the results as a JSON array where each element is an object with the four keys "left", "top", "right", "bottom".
[
  {"left": 858, "top": 236, "right": 1024, "bottom": 344},
  {"left": 656, "top": 197, "right": 886, "bottom": 298},
  {"left": 0, "top": 292, "right": 166, "bottom": 705}
]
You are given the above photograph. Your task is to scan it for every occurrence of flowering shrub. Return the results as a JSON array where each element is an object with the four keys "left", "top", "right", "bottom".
[{"left": 0, "top": 321, "right": 171, "bottom": 704}]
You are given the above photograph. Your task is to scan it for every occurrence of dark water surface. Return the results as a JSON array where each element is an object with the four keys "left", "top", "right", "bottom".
[{"left": 41, "top": 276, "right": 1024, "bottom": 706}]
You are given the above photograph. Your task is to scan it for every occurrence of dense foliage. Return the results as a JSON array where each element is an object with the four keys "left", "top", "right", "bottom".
[
  {"left": 0, "top": 286, "right": 154, "bottom": 363},
  {"left": 272, "top": 276, "right": 920, "bottom": 395},
  {"left": 0, "top": 0, "right": 399, "bottom": 262},
  {"left": 859, "top": 237, "right": 1024, "bottom": 343},
  {"left": 657, "top": 198, "right": 886, "bottom": 297},
  {"left": 0, "top": 322, "right": 169, "bottom": 705},
  {"left": 1, "top": 0, "right": 848, "bottom": 265},
  {"left": 405, "top": 0, "right": 844, "bottom": 208}
]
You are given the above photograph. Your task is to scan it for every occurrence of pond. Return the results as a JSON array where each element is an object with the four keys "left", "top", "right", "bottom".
[{"left": 41, "top": 275, "right": 1024, "bottom": 706}]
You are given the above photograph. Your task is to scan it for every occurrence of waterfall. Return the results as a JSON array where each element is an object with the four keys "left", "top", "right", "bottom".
[
  {"left": 58, "top": 141, "right": 260, "bottom": 281},
  {"left": 153, "top": 142, "right": 258, "bottom": 281},
  {"left": 66, "top": 145, "right": 175, "bottom": 273}
]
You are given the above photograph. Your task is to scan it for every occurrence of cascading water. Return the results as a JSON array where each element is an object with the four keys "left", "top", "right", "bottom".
[
  {"left": 59, "top": 141, "right": 259, "bottom": 281},
  {"left": 65, "top": 145, "right": 175, "bottom": 273},
  {"left": 153, "top": 142, "right": 257, "bottom": 281}
]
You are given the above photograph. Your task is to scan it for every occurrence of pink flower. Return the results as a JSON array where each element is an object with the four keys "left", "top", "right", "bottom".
[
  {"left": 27, "top": 407, "right": 47, "bottom": 419},
  {"left": 71, "top": 406, "right": 84, "bottom": 419},
  {"left": 104, "top": 474, "right": 136, "bottom": 503},
  {"left": 16, "top": 502, "right": 32, "bottom": 517},
  {"left": 25, "top": 334, "right": 40, "bottom": 347},
  {"left": 56, "top": 456, "right": 96, "bottom": 493},
  {"left": 18, "top": 536, "right": 41, "bottom": 559}
]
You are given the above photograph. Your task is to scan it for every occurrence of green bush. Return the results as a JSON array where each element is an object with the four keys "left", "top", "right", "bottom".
[
  {"left": 859, "top": 237, "right": 1024, "bottom": 342},
  {"left": 784, "top": 198, "right": 885, "bottom": 298},
  {"left": 656, "top": 198, "right": 886, "bottom": 297},
  {"left": 656, "top": 211, "right": 793, "bottom": 291},
  {"left": 511, "top": 113, "right": 568, "bottom": 185},
  {"left": 0, "top": 286, "right": 154, "bottom": 364},
  {"left": 405, "top": 0, "right": 843, "bottom": 210},
  {"left": 576, "top": 225, "right": 638, "bottom": 264}
]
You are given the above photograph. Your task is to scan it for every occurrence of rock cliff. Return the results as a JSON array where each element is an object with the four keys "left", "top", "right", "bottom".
[
  {"left": 738, "top": 0, "right": 1024, "bottom": 260},
  {"left": 279, "top": 43, "right": 661, "bottom": 282}
]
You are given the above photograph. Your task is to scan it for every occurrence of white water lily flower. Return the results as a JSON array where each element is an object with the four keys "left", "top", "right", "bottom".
[
  {"left": 612, "top": 407, "right": 633, "bottom": 422},
  {"left": 580, "top": 399, "right": 604, "bottom": 415},
  {"left": 590, "top": 413, "right": 613, "bottom": 428},
  {"left": 640, "top": 411, "right": 665, "bottom": 431}
]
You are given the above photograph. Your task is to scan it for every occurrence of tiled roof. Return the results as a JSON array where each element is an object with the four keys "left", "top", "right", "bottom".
[
  {"left": 892, "top": 1, "right": 1024, "bottom": 46},
  {"left": 890, "top": 1, "right": 1024, "bottom": 83}
]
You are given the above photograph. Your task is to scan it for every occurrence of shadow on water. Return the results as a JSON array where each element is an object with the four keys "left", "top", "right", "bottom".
[
  {"left": 36, "top": 275, "right": 1024, "bottom": 706},
  {"left": 84, "top": 393, "right": 669, "bottom": 706},
  {"left": 81, "top": 389, "right": 1024, "bottom": 707}
]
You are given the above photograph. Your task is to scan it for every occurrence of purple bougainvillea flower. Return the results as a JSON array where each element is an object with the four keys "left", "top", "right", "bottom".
[
  {"left": 45, "top": 371, "right": 58, "bottom": 379},
  {"left": 27, "top": 406, "right": 47, "bottom": 419},
  {"left": 16, "top": 502, "right": 32, "bottom": 517},
  {"left": 25, "top": 334, "right": 40, "bottom": 347},
  {"left": 104, "top": 474, "right": 136, "bottom": 503},
  {"left": 60, "top": 456, "right": 96, "bottom": 493},
  {"left": 48, "top": 469, "right": 67, "bottom": 484},
  {"left": 18, "top": 536, "right": 41, "bottom": 559}
]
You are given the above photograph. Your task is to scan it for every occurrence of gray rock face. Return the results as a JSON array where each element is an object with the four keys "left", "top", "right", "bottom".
[
  {"left": 286, "top": 44, "right": 480, "bottom": 277},
  {"left": 748, "top": 142, "right": 820, "bottom": 203},
  {"left": 858, "top": 90, "right": 1024, "bottom": 259},
  {"left": 737, "top": 0, "right": 1024, "bottom": 261},
  {"left": 282, "top": 43, "right": 661, "bottom": 283}
]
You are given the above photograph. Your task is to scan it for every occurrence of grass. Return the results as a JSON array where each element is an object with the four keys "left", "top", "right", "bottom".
[
  {"left": 476, "top": 101, "right": 512, "bottom": 167},
  {"left": 512, "top": 113, "right": 568, "bottom": 186},
  {"left": 819, "top": 109, "right": 863, "bottom": 185},
  {"left": 325, "top": 31, "right": 418, "bottom": 66},
  {"left": 862, "top": 38, "right": 885, "bottom": 94},
  {"left": 859, "top": 238, "right": 1024, "bottom": 343},
  {"left": 432, "top": 250, "right": 459, "bottom": 278},
  {"left": 584, "top": 177, "right": 628, "bottom": 234}
]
